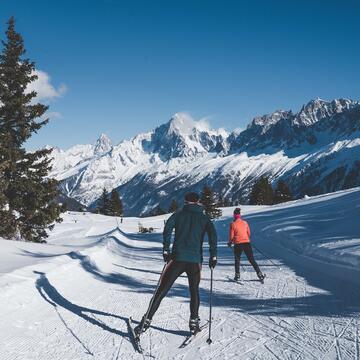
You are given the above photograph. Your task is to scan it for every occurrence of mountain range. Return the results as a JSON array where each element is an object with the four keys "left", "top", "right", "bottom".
[{"left": 49, "top": 98, "right": 360, "bottom": 215}]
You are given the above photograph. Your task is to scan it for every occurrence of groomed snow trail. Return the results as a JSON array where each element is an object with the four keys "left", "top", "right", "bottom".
[{"left": 1, "top": 190, "right": 360, "bottom": 359}]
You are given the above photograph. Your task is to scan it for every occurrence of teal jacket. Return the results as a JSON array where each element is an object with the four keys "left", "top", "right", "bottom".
[{"left": 163, "top": 204, "right": 217, "bottom": 263}]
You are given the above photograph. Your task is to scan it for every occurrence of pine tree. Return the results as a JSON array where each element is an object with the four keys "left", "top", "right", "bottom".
[
  {"left": 273, "top": 179, "right": 293, "bottom": 204},
  {"left": 98, "top": 188, "right": 110, "bottom": 215},
  {"left": 249, "top": 176, "right": 274, "bottom": 205},
  {"left": 217, "top": 194, "right": 231, "bottom": 208},
  {"left": 0, "top": 160, "right": 13, "bottom": 237},
  {"left": 201, "top": 185, "right": 222, "bottom": 219},
  {"left": 223, "top": 197, "right": 231, "bottom": 207},
  {"left": 168, "top": 199, "right": 178, "bottom": 213},
  {"left": 60, "top": 202, "right": 68, "bottom": 213},
  {"left": 109, "top": 189, "right": 123, "bottom": 216},
  {"left": 217, "top": 194, "right": 224, "bottom": 207},
  {"left": 143, "top": 205, "right": 166, "bottom": 217},
  {"left": 0, "top": 17, "right": 62, "bottom": 242}
]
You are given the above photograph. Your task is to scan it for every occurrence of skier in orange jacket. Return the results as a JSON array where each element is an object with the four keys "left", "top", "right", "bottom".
[{"left": 228, "top": 208, "right": 264, "bottom": 281}]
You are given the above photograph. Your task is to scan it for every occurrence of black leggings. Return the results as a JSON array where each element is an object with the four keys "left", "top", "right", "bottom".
[
  {"left": 147, "top": 260, "right": 201, "bottom": 320},
  {"left": 234, "top": 243, "right": 260, "bottom": 274}
]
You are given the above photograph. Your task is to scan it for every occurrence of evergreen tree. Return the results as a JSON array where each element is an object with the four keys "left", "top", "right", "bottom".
[
  {"left": 249, "top": 176, "right": 274, "bottom": 205},
  {"left": 153, "top": 205, "right": 166, "bottom": 216},
  {"left": 0, "top": 17, "right": 61, "bottom": 242},
  {"left": 273, "top": 179, "right": 293, "bottom": 204},
  {"left": 60, "top": 202, "right": 68, "bottom": 213},
  {"left": 168, "top": 199, "right": 178, "bottom": 213},
  {"left": 0, "top": 160, "right": 13, "bottom": 237},
  {"left": 109, "top": 189, "right": 123, "bottom": 216},
  {"left": 98, "top": 188, "right": 110, "bottom": 215},
  {"left": 217, "top": 194, "right": 224, "bottom": 207},
  {"left": 143, "top": 205, "right": 166, "bottom": 217},
  {"left": 217, "top": 194, "right": 231, "bottom": 208},
  {"left": 223, "top": 197, "right": 231, "bottom": 207},
  {"left": 201, "top": 185, "right": 222, "bottom": 219}
]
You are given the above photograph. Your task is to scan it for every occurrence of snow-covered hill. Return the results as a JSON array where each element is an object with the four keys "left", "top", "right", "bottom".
[
  {"left": 49, "top": 99, "right": 360, "bottom": 215},
  {"left": 1, "top": 188, "right": 359, "bottom": 359}
]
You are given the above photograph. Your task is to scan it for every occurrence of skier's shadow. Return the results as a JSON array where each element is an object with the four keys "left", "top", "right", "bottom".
[
  {"left": 34, "top": 271, "right": 187, "bottom": 342},
  {"left": 34, "top": 271, "right": 128, "bottom": 338}
]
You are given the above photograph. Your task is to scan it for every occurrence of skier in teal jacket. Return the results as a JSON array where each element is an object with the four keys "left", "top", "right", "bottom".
[{"left": 135, "top": 192, "right": 217, "bottom": 335}]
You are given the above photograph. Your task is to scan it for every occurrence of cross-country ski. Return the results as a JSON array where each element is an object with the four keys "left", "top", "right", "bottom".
[
  {"left": 127, "top": 317, "right": 144, "bottom": 354},
  {"left": 179, "top": 321, "right": 209, "bottom": 348}
]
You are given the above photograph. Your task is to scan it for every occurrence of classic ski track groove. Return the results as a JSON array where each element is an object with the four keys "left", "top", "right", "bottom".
[{"left": 317, "top": 316, "right": 354, "bottom": 360}]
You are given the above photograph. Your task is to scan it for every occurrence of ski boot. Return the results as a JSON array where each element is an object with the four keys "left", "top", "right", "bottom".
[
  {"left": 189, "top": 317, "right": 201, "bottom": 334},
  {"left": 234, "top": 273, "right": 240, "bottom": 281},
  {"left": 134, "top": 316, "right": 152, "bottom": 336},
  {"left": 257, "top": 271, "right": 265, "bottom": 283}
]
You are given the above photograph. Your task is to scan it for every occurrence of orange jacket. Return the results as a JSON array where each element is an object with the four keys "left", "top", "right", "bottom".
[{"left": 228, "top": 218, "right": 251, "bottom": 244}]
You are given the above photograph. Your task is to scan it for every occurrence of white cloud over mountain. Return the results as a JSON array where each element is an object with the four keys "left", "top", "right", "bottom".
[{"left": 26, "top": 69, "right": 67, "bottom": 101}]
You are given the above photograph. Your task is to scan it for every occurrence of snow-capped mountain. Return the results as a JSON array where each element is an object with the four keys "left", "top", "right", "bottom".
[{"left": 49, "top": 99, "right": 360, "bottom": 215}]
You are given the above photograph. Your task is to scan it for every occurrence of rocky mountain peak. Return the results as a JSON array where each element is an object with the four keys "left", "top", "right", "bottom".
[
  {"left": 94, "top": 133, "right": 112, "bottom": 155},
  {"left": 294, "top": 98, "right": 355, "bottom": 126},
  {"left": 167, "top": 112, "right": 196, "bottom": 136},
  {"left": 250, "top": 110, "right": 293, "bottom": 132}
]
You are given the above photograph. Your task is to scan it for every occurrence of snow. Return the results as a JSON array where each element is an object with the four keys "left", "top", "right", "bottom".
[
  {"left": 46, "top": 98, "right": 360, "bottom": 215},
  {"left": 94, "top": 133, "right": 112, "bottom": 155},
  {"left": 1, "top": 188, "right": 360, "bottom": 359},
  {"left": 168, "top": 112, "right": 196, "bottom": 136}
]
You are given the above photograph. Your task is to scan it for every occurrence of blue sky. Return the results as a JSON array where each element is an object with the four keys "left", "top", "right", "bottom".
[{"left": 1, "top": 0, "right": 359, "bottom": 149}]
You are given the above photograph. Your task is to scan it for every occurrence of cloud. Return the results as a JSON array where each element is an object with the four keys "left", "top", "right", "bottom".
[
  {"left": 26, "top": 69, "right": 67, "bottom": 101},
  {"left": 45, "top": 111, "right": 63, "bottom": 120}
]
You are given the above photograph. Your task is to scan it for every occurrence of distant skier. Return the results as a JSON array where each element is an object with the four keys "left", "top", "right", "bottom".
[
  {"left": 227, "top": 208, "right": 264, "bottom": 282},
  {"left": 134, "top": 192, "right": 217, "bottom": 336}
]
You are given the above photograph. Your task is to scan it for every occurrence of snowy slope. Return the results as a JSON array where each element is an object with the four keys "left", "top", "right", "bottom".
[
  {"left": 49, "top": 98, "right": 360, "bottom": 215},
  {"left": 1, "top": 188, "right": 360, "bottom": 359}
]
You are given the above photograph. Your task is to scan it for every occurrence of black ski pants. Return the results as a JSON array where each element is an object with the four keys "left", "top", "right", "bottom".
[
  {"left": 147, "top": 260, "right": 201, "bottom": 320},
  {"left": 234, "top": 243, "right": 260, "bottom": 274}
]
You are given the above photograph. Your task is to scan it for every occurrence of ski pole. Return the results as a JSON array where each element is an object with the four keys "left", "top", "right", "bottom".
[
  {"left": 139, "top": 262, "right": 168, "bottom": 334},
  {"left": 206, "top": 267, "right": 213, "bottom": 345},
  {"left": 252, "top": 244, "right": 282, "bottom": 270}
]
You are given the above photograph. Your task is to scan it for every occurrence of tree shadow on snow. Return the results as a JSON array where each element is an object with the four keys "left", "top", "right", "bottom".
[
  {"left": 67, "top": 251, "right": 157, "bottom": 293},
  {"left": 210, "top": 286, "right": 360, "bottom": 318},
  {"left": 210, "top": 190, "right": 360, "bottom": 319}
]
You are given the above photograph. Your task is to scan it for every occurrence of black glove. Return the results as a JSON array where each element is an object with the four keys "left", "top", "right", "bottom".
[
  {"left": 227, "top": 242, "right": 232, "bottom": 248},
  {"left": 209, "top": 256, "right": 217, "bottom": 269},
  {"left": 163, "top": 251, "right": 171, "bottom": 263}
]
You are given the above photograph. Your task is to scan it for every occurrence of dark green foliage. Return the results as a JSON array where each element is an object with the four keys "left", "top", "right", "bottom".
[
  {"left": 217, "top": 194, "right": 230, "bottom": 208},
  {"left": 0, "top": 17, "right": 62, "bottom": 242},
  {"left": 249, "top": 176, "right": 274, "bottom": 205},
  {"left": 223, "top": 198, "right": 231, "bottom": 207},
  {"left": 168, "top": 199, "right": 178, "bottom": 213},
  {"left": 343, "top": 161, "right": 360, "bottom": 189},
  {"left": 152, "top": 205, "right": 166, "bottom": 216},
  {"left": 273, "top": 179, "right": 293, "bottom": 204},
  {"left": 98, "top": 187, "right": 111, "bottom": 215},
  {"left": 201, "top": 185, "right": 222, "bottom": 219},
  {"left": 109, "top": 189, "right": 123, "bottom": 216},
  {"left": 60, "top": 202, "right": 68, "bottom": 213},
  {"left": 0, "top": 160, "right": 14, "bottom": 238},
  {"left": 56, "top": 192, "right": 85, "bottom": 212},
  {"left": 142, "top": 205, "right": 166, "bottom": 217}
]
